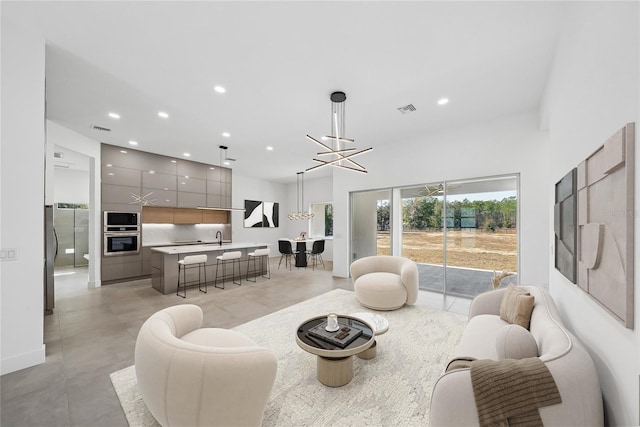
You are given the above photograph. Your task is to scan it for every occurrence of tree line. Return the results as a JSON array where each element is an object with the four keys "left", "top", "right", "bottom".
[{"left": 377, "top": 196, "right": 517, "bottom": 231}]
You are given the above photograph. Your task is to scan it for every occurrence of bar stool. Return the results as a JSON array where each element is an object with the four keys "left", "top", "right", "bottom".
[
  {"left": 176, "top": 254, "right": 208, "bottom": 298},
  {"left": 246, "top": 248, "right": 271, "bottom": 282},
  {"left": 214, "top": 251, "right": 242, "bottom": 289}
]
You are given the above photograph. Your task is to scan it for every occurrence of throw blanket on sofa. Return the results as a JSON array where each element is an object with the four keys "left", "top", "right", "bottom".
[{"left": 470, "top": 358, "right": 562, "bottom": 427}]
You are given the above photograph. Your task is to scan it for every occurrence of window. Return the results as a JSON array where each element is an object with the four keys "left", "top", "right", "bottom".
[
  {"left": 351, "top": 174, "right": 519, "bottom": 298},
  {"left": 310, "top": 202, "right": 333, "bottom": 238}
]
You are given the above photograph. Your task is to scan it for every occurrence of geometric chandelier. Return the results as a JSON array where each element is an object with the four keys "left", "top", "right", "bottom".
[
  {"left": 305, "top": 91, "right": 373, "bottom": 174},
  {"left": 288, "top": 171, "right": 315, "bottom": 220}
]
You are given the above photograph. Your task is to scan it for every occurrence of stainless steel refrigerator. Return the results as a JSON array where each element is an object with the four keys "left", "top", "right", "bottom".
[{"left": 44, "top": 205, "right": 56, "bottom": 315}]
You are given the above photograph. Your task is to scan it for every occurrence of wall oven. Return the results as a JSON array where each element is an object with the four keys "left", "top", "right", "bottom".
[
  {"left": 103, "top": 211, "right": 141, "bottom": 256},
  {"left": 104, "top": 232, "right": 140, "bottom": 256}
]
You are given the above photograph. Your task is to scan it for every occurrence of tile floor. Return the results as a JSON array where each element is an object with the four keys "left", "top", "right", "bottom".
[{"left": 1, "top": 259, "right": 471, "bottom": 427}]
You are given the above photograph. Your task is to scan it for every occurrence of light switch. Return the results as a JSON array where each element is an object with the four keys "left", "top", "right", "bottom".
[{"left": 1, "top": 248, "right": 17, "bottom": 261}]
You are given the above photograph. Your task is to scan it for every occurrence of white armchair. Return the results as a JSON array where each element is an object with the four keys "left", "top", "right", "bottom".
[
  {"left": 350, "top": 255, "right": 419, "bottom": 310},
  {"left": 134, "top": 304, "right": 277, "bottom": 427}
]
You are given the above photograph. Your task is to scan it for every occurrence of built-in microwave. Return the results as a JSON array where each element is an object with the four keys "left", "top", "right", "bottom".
[
  {"left": 104, "top": 211, "right": 140, "bottom": 232},
  {"left": 104, "top": 232, "right": 140, "bottom": 256}
]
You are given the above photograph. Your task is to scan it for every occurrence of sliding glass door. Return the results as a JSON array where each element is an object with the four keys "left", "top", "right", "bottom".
[
  {"left": 351, "top": 189, "right": 391, "bottom": 262},
  {"left": 444, "top": 176, "right": 518, "bottom": 297},
  {"left": 400, "top": 184, "right": 445, "bottom": 293},
  {"left": 350, "top": 174, "right": 518, "bottom": 298}
]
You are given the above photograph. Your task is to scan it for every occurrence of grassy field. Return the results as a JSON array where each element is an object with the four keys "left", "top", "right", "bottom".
[{"left": 377, "top": 229, "right": 517, "bottom": 271}]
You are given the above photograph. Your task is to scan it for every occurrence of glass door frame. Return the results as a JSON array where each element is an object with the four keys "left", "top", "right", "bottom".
[{"left": 350, "top": 173, "right": 520, "bottom": 297}]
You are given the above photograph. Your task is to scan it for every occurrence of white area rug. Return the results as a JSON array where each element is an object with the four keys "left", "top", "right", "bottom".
[{"left": 110, "top": 289, "right": 467, "bottom": 426}]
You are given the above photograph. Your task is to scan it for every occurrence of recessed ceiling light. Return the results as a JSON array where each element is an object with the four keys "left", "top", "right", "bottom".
[
  {"left": 158, "top": 111, "right": 169, "bottom": 118},
  {"left": 166, "top": 199, "right": 170, "bottom": 202},
  {"left": 129, "top": 140, "right": 138, "bottom": 146},
  {"left": 120, "top": 150, "right": 127, "bottom": 154},
  {"left": 184, "top": 176, "right": 189, "bottom": 179},
  {"left": 181, "top": 182, "right": 186, "bottom": 185},
  {"left": 164, "top": 187, "right": 169, "bottom": 191},
  {"left": 106, "top": 163, "right": 112, "bottom": 167},
  {"left": 108, "top": 172, "right": 114, "bottom": 176},
  {"left": 321, "top": 136, "right": 328, "bottom": 141},
  {"left": 224, "top": 161, "right": 230, "bottom": 166},
  {"left": 214, "top": 86, "right": 226, "bottom": 93},
  {"left": 183, "top": 153, "right": 191, "bottom": 157},
  {"left": 171, "top": 160, "right": 177, "bottom": 163},
  {"left": 210, "top": 167, "right": 215, "bottom": 170},
  {"left": 437, "top": 98, "right": 449, "bottom": 105},
  {"left": 149, "top": 170, "right": 155, "bottom": 174},
  {"left": 222, "top": 132, "right": 230, "bottom": 138},
  {"left": 266, "top": 146, "right": 274, "bottom": 151},
  {"left": 108, "top": 112, "right": 120, "bottom": 119}
]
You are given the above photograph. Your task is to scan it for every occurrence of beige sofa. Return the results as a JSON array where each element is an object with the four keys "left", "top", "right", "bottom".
[
  {"left": 135, "top": 304, "right": 277, "bottom": 427},
  {"left": 430, "top": 285, "right": 603, "bottom": 426},
  {"left": 350, "top": 255, "right": 419, "bottom": 310}
]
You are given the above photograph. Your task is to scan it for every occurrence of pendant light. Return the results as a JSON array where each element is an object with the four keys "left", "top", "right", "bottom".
[
  {"left": 288, "top": 172, "right": 315, "bottom": 220},
  {"left": 305, "top": 91, "right": 372, "bottom": 174}
]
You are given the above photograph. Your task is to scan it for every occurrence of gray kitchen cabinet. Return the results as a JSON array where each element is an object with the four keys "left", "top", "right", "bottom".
[
  {"left": 221, "top": 168, "right": 232, "bottom": 183},
  {"left": 101, "top": 166, "right": 142, "bottom": 187},
  {"left": 177, "top": 176, "right": 206, "bottom": 194},
  {"left": 206, "top": 194, "right": 222, "bottom": 208},
  {"left": 177, "top": 192, "right": 206, "bottom": 208},
  {"left": 206, "top": 180, "right": 222, "bottom": 195},
  {"left": 139, "top": 152, "right": 178, "bottom": 175},
  {"left": 102, "top": 184, "right": 142, "bottom": 205},
  {"left": 206, "top": 167, "right": 222, "bottom": 182},
  {"left": 102, "top": 145, "right": 148, "bottom": 170},
  {"left": 101, "top": 253, "right": 143, "bottom": 282},
  {"left": 177, "top": 160, "right": 207, "bottom": 180},
  {"left": 142, "top": 188, "right": 177, "bottom": 207},
  {"left": 141, "top": 247, "right": 152, "bottom": 275},
  {"left": 142, "top": 170, "right": 177, "bottom": 190}
]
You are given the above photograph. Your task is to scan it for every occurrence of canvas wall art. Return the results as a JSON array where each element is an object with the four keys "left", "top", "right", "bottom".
[
  {"left": 576, "top": 123, "right": 634, "bottom": 328},
  {"left": 554, "top": 168, "right": 577, "bottom": 283},
  {"left": 244, "top": 200, "right": 279, "bottom": 228}
]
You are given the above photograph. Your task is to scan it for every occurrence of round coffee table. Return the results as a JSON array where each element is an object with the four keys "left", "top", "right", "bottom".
[
  {"left": 295, "top": 314, "right": 374, "bottom": 387},
  {"left": 350, "top": 312, "right": 389, "bottom": 360}
]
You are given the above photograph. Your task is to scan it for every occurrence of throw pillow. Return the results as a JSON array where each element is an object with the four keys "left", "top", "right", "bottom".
[
  {"left": 499, "top": 284, "right": 535, "bottom": 329},
  {"left": 495, "top": 324, "right": 539, "bottom": 360}
]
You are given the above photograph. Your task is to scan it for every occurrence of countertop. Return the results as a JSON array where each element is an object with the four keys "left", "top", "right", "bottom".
[{"left": 150, "top": 242, "right": 268, "bottom": 255}]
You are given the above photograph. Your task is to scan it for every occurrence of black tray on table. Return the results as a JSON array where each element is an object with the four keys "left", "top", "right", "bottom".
[{"left": 308, "top": 320, "right": 363, "bottom": 348}]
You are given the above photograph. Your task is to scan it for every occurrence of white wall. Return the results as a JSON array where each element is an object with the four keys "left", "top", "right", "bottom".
[
  {"left": 231, "top": 173, "right": 288, "bottom": 257},
  {"left": 542, "top": 2, "right": 639, "bottom": 425},
  {"left": 46, "top": 121, "right": 101, "bottom": 288},
  {"left": 332, "top": 110, "right": 550, "bottom": 283},
  {"left": 54, "top": 168, "right": 89, "bottom": 204},
  {"left": 0, "top": 20, "right": 46, "bottom": 374}
]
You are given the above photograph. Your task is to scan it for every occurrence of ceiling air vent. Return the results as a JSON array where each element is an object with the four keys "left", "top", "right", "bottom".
[
  {"left": 397, "top": 104, "right": 416, "bottom": 114},
  {"left": 90, "top": 125, "right": 111, "bottom": 132},
  {"left": 54, "top": 152, "right": 64, "bottom": 159}
]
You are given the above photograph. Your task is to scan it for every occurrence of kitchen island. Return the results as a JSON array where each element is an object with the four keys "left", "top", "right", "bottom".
[{"left": 150, "top": 242, "right": 269, "bottom": 295}]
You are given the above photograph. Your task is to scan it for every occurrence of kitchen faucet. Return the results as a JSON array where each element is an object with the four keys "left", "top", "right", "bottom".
[{"left": 216, "top": 231, "right": 223, "bottom": 245}]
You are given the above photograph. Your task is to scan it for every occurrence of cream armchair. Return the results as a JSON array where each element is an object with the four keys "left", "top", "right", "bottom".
[
  {"left": 134, "top": 304, "right": 277, "bottom": 427},
  {"left": 350, "top": 255, "right": 419, "bottom": 310}
]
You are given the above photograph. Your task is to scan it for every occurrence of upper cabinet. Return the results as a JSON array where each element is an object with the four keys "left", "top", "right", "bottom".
[{"left": 101, "top": 144, "right": 232, "bottom": 210}]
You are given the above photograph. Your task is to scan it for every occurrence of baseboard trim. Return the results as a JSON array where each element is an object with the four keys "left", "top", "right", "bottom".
[{"left": 1, "top": 344, "right": 45, "bottom": 375}]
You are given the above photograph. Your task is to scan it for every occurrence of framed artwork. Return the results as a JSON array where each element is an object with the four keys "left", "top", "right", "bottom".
[
  {"left": 576, "top": 123, "right": 634, "bottom": 328},
  {"left": 554, "top": 168, "right": 577, "bottom": 283},
  {"left": 244, "top": 200, "right": 279, "bottom": 228},
  {"left": 244, "top": 200, "right": 263, "bottom": 227}
]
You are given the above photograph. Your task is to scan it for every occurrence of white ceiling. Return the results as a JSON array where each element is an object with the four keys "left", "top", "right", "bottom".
[{"left": 4, "top": 1, "right": 566, "bottom": 183}]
